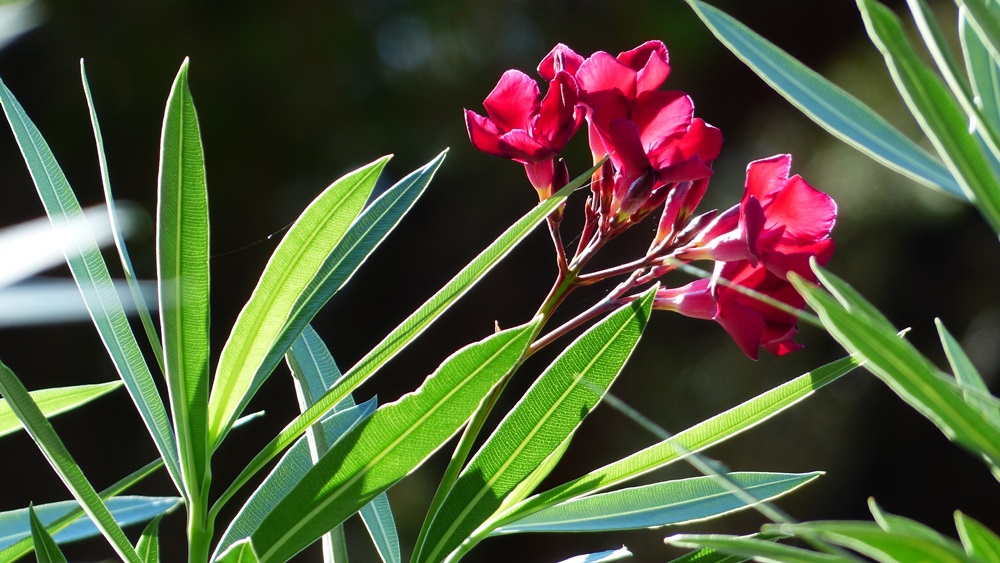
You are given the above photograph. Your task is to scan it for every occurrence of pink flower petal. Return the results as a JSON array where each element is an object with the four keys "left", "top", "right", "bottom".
[
  {"left": 745, "top": 154, "right": 793, "bottom": 203},
  {"left": 618, "top": 41, "right": 671, "bottom": 93},
  {"left": 498, "top": 129, "right": 552, "bottom": 162},
  {"left": 538, "top": 43, "right": 584, "bottom": 81},
  {"left": 577, "top": 51, "right": 637, "bottom": 105},
  {"left": 605, "top": 118, "right": 650, "bottom": 178},
  {"left": 632, "top": 90, "right": 693, "bottom": 151},
  {"left": 535, "top": 71, "right": 582, "bottom": 151},
  {"left": 483, "top": 69, "right": 540, "bottom": 131},
  {"left": 716, "top": 299, "right": 766, "bottom": 360},
  {"left": 464, "top": 109, "right": 505, "bottom": 157},
  {"left": 763, "top": 174, "right": 837, "bottom": 241}
]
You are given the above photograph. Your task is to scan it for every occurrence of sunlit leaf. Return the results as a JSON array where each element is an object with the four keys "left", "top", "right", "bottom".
[
  {"left": 0, "top": 360, "right": 140, "bottom": 562},
  {"left": 683, "top": 0, "right": 962, "bottom": 198},
  {"left": 0, "top": 381, "right": 120, "bottom": 438},
  {"left": 249, "top": 321, "right": 538, "bottom": 562},
  {"left": 28, "top": 505, "right": 66, "bottom": 563},
  {"left": 0, "top": 74, "right": 182, "bottom": 490},
  {"left": 859, "top": 0, "right": 1000, "bottom": 234},
  {"left": 493, "top": 472, "right": 820, "bottom": 534},
  {"left": 416, "top": 290, "right": 655, "bottom": 563}
]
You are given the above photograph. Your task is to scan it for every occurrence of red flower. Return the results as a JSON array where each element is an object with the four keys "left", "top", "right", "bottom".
[
  {"left": 655, "top": 261, "right": 806, "bottom": 359},
  {"left": 742, "top": 154, "right": 836, "bottom": 282},
  {"left": 679, "top": 155, "right": 836, "bottom": 281},
  {"left": 465, "top": 68, "right": 584, "bottom": 197},
  {"left": 572, "top": 42, "right": 721, "bottom": 232}
]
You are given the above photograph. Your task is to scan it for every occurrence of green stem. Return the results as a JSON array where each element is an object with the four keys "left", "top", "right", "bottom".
[{"left": 188, "top": 497, "right": 213, "bottom": 563}]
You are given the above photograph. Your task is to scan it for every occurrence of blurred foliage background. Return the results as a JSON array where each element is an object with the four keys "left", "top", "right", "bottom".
[{"left": 0, "top": 0, "right": 998, "bottom": 560}]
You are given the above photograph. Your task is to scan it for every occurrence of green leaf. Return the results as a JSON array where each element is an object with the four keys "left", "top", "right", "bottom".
[
  {"left": 208, "top": 155, "right": 387, "bottom": 449},
  {"left": 209, "top": 164, "right": 596, "bottom": 521},
  {"left": 793, "top": 266, "right": 1000, "bottom": 469},
  {"left": 557, "top": 547, "right": 633, "bottom": 563},
  {"left": 665, "top": 534, "right": 850, "bottom": 563},
  {"left": 286, "top": 325, "right": 400, "bottom": 563},
  {"left": 666, "top": 546, "right": 750, "bottom": 563},
  {"left": 868, "top": 498, "right": 968, "bottom": 553},
  {"left": 0, "top": 72, "right": 182, "bottom": 492},
  {"left": 683, "top": 0, "right": 962, "bottom": 198},
  {"left": 961, "top": 0, "right": 1000, "bottom": 68},
  {"left": 212, "top": 399, "right": 378, "bottom": 559},
  {"left": 157, "top": 58, "right": 212, "bottom": 506},
  {"left": 81, "top": 60, "right": 164, "bottom": 374},
  {"left": 135, "top": 514, "right": 163, "bottom": 563},
  {"left": 492, "top": 472, "right": 820, "bottom": 535},
  {"left": 961, "top": 10, "right": 1000, "bottom": 136},
  {"left": 0, "top": 460, "right": 165, "bottom": 559},
  {"left": 217, "top": 539, "right": 260, "bottom": 563},
  {"left": 0, "top": 381, "right": 121, "bottom": 438},
  {"left": 28, "top": 505, "right": 66, "bottom": 563},
  {"left": 501, "top": 356, "right": 858, "bottom": 524},
  {"left": 859, "top": 0, "right": 1000, "bottom": 234},
  {"left": 955, "top": 511, "right": 1000, "bottom": 562},
  {"left": 936, "top": 319, "right": 1000, "bottom": 423},
  {"left": 250, "top": 321, "right": 538, "bottom": 562},
  {"left": 0, "top": 360, "right": 140, "bottom": 562},
  {"left": 416, "top": 289, "right": 656, "bottom": 563},
  {"left": 763, "top": 520, "right": 974, "bottom": 562}
]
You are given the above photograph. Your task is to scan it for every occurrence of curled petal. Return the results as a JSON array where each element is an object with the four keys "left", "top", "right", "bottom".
[
  {"left": 535, "top": 71, "right": 583, "bottom": 151},
  {"left": 465, "top": 109, "right": 505, "bottom": 157},
  {"left": 764, "top": 174, "right": 837, "bottom": 241},
  {"left": 745, "top": 154, "right": 793, "bottom": 203},
  {"left": 605, "top": 118, "right": 651, "bottom": 179},
  {"left": 633, "top": 90, "right": 694, "bottom": 151},
  {"left": 497, "top": 129, "right": 552, "bottom": 162},
  {"left": 618, "top": 40, "right": 671, "bottom": 93},
  {"left": 538, "top": 43, "right": 584, "bottom": 81},
  {"left": 678, "top": 118, "right": 723, "bottom": 163},
  {"left": 654, "top": 279, "right": 718, "bottom": 320},
  {"left": 483, "top": 69, "right": 540, "bottom": 131},
  {"left": 577, "top": 51, "right": 637, "bottom": 105}
]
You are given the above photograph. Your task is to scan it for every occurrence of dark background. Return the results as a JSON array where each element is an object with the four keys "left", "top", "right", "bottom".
[{"left": 1, "top": 0, "right": 998, "bottom": 561}]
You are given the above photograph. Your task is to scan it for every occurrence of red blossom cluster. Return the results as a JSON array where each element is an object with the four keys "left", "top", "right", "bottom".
[{"left": 466, "top": 41, "right": 837, "bottom": 359}]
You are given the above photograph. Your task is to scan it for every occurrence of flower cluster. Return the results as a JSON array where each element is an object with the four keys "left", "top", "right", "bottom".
[{"left": 466, "top": 41, "right": 836, "bottom": 359}]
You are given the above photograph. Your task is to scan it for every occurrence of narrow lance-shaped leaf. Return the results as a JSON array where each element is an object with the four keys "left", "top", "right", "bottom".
[
  {"left": 0, "top": 360, "right": 141, "bottom": 562},
  {"left": 497, "top": 356, "right": 858, "bottom": 526},
  {"left": 792, "top": 264, "right": 1000, "bottom": 470},
  {"left": 961, "top": 6, "right": 1000, "bottom": 135},
  {"left": 287, "top": 326, "right": 400, "bottom": 563},
  {"left": 135, "top": 514, "right": 163, "bottom": 563},
  {"left": 960, "top": 0, "right": 1000, "bottom": 69},
  {"left": 0, "top": 381, "right": 121, "bottom": 438},
  {"left": 0, "top": 73, "right": 182, "bottom": 491},
  {"left": 665, "top": 534, "right": 851, "bottom": 563},
  {"left": 211, "top": 399, "right": 378, "bottom": 559},
  {"left": 81, "top": 60, "right": 164, "bottom": 373},
  {"left": 28, "top": 505, "right": 66, "bottom": 563},
  {"left": 158, "top": 58, "right": 211, "bottom": 507},
  {"left": 208, "top": 155, "right": 387, "bottom": 449},
  {"left": 557, "top": 547, "right": 633, "bottom": 563},
  {"left": 936, "top": 319, "right": 1000, "bottom": 424},
  {"left": 209, "top": 164, "right": 597, "bottom": 520},
  {"left": 217, "top": 539, "right": 260, "bottom": 563},
  {"left": 683, "top": 0, "right": 963, "bottom": 198},
  {"left": 417, "top": 289, "right": 656, "bottom": 563},
  {"left": 250, "top": 321, "right": 539, "bottom": 563},
  {"left": 212, "top": 150, "right": 444, "bottom": 452},
  {"left": 955, "top": 511, "right": 1000, "bottom": 562},
  {"left": 492, "top": 473, "right": 821, "bottom": 535},
  {"left": 859, "top": 0, "right": 1000, "bottom": 234},
  {"left": 0, "top": 461, "right": 166, "bottom": 559},
  {"left": 760, "top": 520, "right": 974, "bottom": 562}
]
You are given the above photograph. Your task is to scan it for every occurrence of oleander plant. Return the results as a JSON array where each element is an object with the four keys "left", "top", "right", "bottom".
[{"left": 0, "top": 1, "right": 997, "bottom": 562}]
